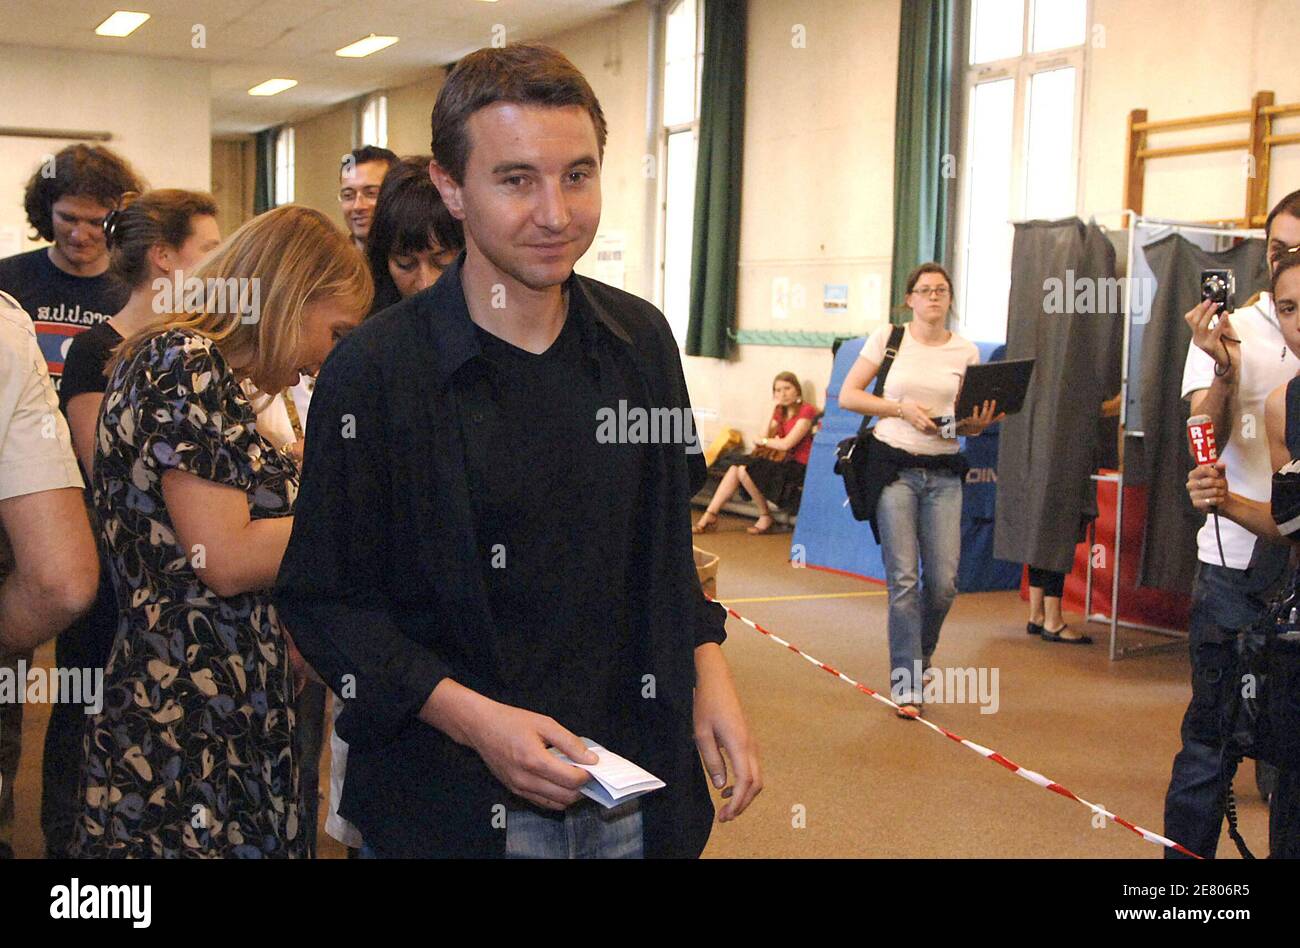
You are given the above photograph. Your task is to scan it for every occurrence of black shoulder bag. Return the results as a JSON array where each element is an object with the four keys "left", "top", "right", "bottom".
[
  {"left": 1218, "top": 568, "right": 1300, "bottom": 858},
  {"left": 834, "top": 325, "right": 905, "bottom": 532}
]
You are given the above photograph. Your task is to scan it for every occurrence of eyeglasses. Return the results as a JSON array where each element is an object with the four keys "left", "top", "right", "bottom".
[
  {"left": 338, "top": 186, "right": 381, "bottom": 204},
  {"left": 912, "top": 286, "right": 950, "bottom": 299}
]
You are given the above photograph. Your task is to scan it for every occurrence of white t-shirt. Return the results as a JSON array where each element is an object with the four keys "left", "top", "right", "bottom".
[
  {"left": 858, "top": 323, "right": 981, "bottom": 455},
  {"left": 244, "top": 377, "right": 315, "bottom": 452},
  {"left": 0, "top": 292, "right": 83, "bottom": 582},
  {"left": 1181, "top": 292, "right": 1300, "bottom": 569}
]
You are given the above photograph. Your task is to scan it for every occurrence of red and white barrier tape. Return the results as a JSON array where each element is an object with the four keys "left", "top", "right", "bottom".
[{"left": 715, "top": 599, "right": 1201, "bottom": 859}]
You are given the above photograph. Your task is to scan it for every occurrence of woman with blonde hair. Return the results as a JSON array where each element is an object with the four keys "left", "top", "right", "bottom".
[
  {"left": 72, "top": 205, "right": 373, "bottom": 858},
  {"left": 44, "top": 188, "right": 220, "bottom": 858}
]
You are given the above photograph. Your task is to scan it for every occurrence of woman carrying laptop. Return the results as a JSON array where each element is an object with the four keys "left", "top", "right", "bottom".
[{"left": 839, "top": 263, "right": 1001, "bottom": 719}]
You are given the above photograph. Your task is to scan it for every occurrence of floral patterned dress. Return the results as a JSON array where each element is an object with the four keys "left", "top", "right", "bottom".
[{"left": 73, "top": 329, "right": 304, "bottom": 858}]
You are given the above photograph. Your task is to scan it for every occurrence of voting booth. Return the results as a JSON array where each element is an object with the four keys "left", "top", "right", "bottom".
[{"left": 791, "top": 337, "right": 1020, "bottom": 592}]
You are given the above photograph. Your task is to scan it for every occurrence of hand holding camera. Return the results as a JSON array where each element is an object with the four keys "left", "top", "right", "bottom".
[{"left": 1185, "top": 271, "right": 1241, "bottom": 378}]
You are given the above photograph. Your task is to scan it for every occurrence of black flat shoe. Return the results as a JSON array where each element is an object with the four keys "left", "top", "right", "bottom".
[
  {"left": 1041, "top": 624, "right": 1092, "bottom": 644},
  {"left": 1027, "top": 622, "right": 1044, "bottom": 636}
]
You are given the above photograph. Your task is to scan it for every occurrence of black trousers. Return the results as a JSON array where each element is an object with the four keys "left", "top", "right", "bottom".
[
  {"left": 1027, "top": 567, "right": 1065, "bottom": 598},
  {"left": 294, "top": 680, "right": 328, "bottom": 857}
]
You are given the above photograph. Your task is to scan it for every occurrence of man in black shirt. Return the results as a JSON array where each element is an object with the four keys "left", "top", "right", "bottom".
[
  {"left": 276, "top": 43, "right": 761, "bottom": 858},
  {"left": 0, "top": 144, "right": 141, "bottom": 391}
]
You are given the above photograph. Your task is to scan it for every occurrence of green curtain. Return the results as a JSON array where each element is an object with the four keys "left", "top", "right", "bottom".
[
  {"left": 685, "top": 0, "right": 747, "bottom": 359},
  {"left": 889, "top": 0, "right": 964, "bottom": 322},
  {"left": 253, "top": 129, "right": 276, "bottom": 215}
]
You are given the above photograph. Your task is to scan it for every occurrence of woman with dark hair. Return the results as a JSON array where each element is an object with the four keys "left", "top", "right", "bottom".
[
  {"left": 839, "top": 262, "right": 1000, "bottom": 719},
  {"left": 366, "top": 155, "right": 464, "bottom": 312},
  {"left": 693, "top": 372, "right": 818, "bottom": 535}
]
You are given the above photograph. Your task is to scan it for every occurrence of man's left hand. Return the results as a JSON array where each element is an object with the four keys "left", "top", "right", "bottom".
[{"left": 693, "top": 643, "right": 762, "bottom": 821}]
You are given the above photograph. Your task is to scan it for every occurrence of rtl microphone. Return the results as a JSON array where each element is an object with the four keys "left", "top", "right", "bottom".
[
  {"left": 1187, "top": 413, "right": 1226, "bottom": 565},
  {"left": 1187, "top": 414, "right": 1218, "bottom": 467}
]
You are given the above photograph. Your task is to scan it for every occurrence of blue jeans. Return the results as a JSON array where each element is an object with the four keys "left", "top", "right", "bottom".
[
  {"left": 875, "top": 468, "right": 963, "bottom": 705},
  {"left": 357, "top": 799, "right": 644, "bottom": 859},
  {"left": 1163, "top": 556, "right": 1287, "bottom": 859},
  {"left": 505, "top": 799, "right": 643, "bottom": 859}
]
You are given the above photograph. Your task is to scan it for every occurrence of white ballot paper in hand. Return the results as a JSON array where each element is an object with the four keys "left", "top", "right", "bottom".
[{"left": 549, "top": 738, "right": 666, "bottom": 808}]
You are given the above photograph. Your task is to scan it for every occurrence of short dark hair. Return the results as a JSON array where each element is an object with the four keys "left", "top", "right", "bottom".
[
  {"left": 430, "top": 43, "right": 607, "bottom": 184},
  {"left": 366, "top": 156, "right": 464, "bottom": 311},
  {"left": 340, "top": 146, "right": 398, "bottom": 178},
  {"left": 1266, "top": 189, "right": 1300, "bottom": 239},
  {"left": 23, "top": 144, "right": 145, "bottom": 242},
  {"left": 905, "top": 262, "right": 953, "bottom": 295},
  {"left": 1272, "top": 244, "right": 1300, "bottom": 298},
  {"left": 106, "top": 189, "right": 219, "bottom": 288}
]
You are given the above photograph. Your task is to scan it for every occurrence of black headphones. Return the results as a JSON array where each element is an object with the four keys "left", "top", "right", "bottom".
[
  {"left": 102, "top": 207, "right": 123, "bottom": 248},
  {"left": 102, "top": 191, "right": 140, "bottom": 250}
]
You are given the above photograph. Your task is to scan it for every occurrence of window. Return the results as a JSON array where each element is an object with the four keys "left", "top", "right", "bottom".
[
  {"left": 361, "top": 94, "right": 388, "bottom": 148},
  {"left": 658, "top": 0, "right": 704, "bottom": 347},
  {"left": 274, "top": 126, "right": 295, "bottom": 206},
  {"left": 956, "top": 0, "right": 1087, "bottom": 341}
]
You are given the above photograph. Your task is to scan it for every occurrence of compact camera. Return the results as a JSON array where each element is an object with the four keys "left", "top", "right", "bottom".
[{"left": 1200, "top": 268, "right": 1237, "bottom": 316}]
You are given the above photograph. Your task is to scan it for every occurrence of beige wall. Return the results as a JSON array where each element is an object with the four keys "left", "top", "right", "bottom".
[
  {"left": 551, "top": 4, "right": 656, "bottom": 301},
  {"left": 684, "top": 0, "right": 901, "bottom": 444},
  {"left": 258, "top": 0, "right": 1300, "bottom": 449},
  {"left": 291, "top": 101, "right": 357, "bottom": 225},
  {"left": 0, "top": 44, "right": 210, "bottom": 256},
  {"left": 287, "top": 72, "right": 448, "bottom": 231},
  {"left": 387, "top": 73, "right": 447, "bottom": 158},
  {"left": 1081, "top": 0, "right": 1300, "bottom": 224},
  {"left": 210, "top": 138, "right": 255, "bottom": 237}
]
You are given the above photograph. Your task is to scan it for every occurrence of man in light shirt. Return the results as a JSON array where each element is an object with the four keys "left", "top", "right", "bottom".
[
  {"left": 1164, "top": 189, "right": 1300, "bottom": 858},
  {"left": 0, "top": 291, "right": 99, "bottom": 858}
]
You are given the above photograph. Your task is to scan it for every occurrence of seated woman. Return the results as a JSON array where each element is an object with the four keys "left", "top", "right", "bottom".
[
  {"left": 365, "top": 154, "right": 464, "bottom": 313},
  {"left": 72, "top": 205, "right": 372, "bottom": 858},
  {"left": 693, "top": 371, "right": 818, "bottom": 535}
]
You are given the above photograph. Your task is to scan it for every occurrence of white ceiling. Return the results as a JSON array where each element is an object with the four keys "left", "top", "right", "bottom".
[{"left": 0, "top": 0, "right": 631, "bottom": 135}]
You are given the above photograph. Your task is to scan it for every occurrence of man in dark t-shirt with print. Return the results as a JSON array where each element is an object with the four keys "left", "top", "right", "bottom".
[
  {"left": 0, "top": 144, "right": 139, "bottom": 858},
  {"left": 0, "top": 144, "right": 141, "bottom": 390}
]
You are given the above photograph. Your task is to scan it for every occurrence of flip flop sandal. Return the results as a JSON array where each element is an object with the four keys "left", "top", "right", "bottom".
[
  {"left": 1041, "top": 625, "right": 1093, "bottom": 644},
  {"left": 1027, "top": 622, "right": 1044, "bottom": 636}
]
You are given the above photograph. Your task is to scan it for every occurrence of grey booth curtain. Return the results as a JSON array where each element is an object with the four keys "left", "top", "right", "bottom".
[
  {"left": 685, "top": 0, "right": 747, "bottom": 359},
  {"left": 1136, "top": 234, "right": 1270, "bottom": 593},
  {"left": 993, "top": 219, "right": 1122, "bottom": 573},
  {"left": 888, "top": 0, "right": 964, "bottom": 321}
]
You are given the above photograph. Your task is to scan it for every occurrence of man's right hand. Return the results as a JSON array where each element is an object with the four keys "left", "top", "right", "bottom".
[
  {"left": 1185, "top": 299, "right": 1238, "bottom": 375},
  {"left": 424, "top": 680, "right": 598, "bottom": 811}
]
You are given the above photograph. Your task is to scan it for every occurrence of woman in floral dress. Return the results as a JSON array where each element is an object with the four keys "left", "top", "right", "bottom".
[{"left": 73, "top": 205, "right": 372, "bottom": 857}]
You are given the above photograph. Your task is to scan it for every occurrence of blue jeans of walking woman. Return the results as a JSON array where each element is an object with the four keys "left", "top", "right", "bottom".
[{"left": 876, "top": 468, "right": 963, "bottom": 705}]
